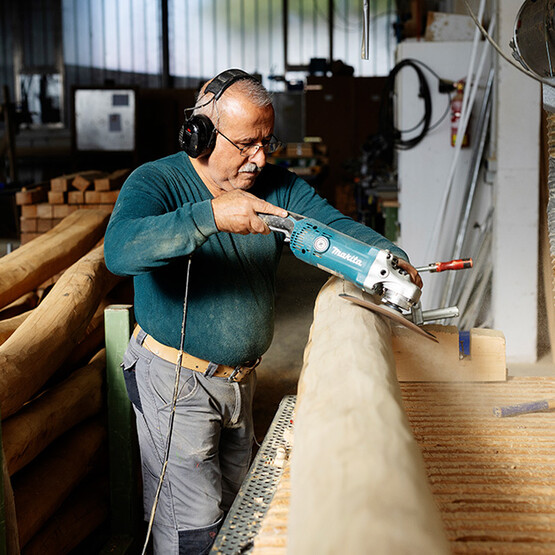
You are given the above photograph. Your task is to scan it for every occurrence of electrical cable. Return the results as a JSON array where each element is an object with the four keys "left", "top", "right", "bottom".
[
  {"left": 141, "top": 255, "right": 193, "bottom": 555},
  {"left": 463, "top": 0, "right": 555, "bottom": 86},
  {"left": 379, "top": 58, "right": 433, "bottom": 150}
]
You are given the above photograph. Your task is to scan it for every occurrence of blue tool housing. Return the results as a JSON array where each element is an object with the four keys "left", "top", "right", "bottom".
[{"left": 289, "top": 217, "right": 381, "bottom": 291}]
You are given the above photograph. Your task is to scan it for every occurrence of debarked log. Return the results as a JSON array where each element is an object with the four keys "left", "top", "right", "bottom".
[
  {"left": 2, "top": 447, "right": 20, "bottom": 554},
  {"left": 0, "top": 209, "right": 110, "bottom": 310},
  {"left": 2, "top": 349, "right": 105, "bottom": 475},
  {"left": 287, "top": 278, "right": 449, "bottom": 555},
  {"left": 0, "top": 312, "right": 31, "bottom": 346},
  {"left": 0, "top": 245, "right": 119, "bottom": 419},
  {"left": 0, "top": 292, "right": 38, "bottom": 320},
  {"left": 12, "top": 419, "right": 107, "bottom": 548}
]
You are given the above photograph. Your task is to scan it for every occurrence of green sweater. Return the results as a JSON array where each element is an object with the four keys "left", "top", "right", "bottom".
[{"left": 104, "top": 152, "right": 408, "bottom": 366}]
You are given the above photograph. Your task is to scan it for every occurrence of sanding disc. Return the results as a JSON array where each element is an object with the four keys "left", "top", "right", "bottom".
[{"left": 339, "top": 294, "right": 438, "bottom": 343}]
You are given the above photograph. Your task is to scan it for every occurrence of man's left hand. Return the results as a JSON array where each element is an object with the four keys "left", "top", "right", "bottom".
[{"left": 397, "top": 259, "right": 423, "bottom": 289}]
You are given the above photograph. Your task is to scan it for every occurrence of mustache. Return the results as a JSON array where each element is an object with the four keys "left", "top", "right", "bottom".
[{"left": 239, "top": 162, "right": 262, "bottom": 173}]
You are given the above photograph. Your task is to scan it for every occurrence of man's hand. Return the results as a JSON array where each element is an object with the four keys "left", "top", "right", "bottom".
[
  {"left": 211, "top": 190, "right": 288, "bottom": 235},
  {"left": 397, "top": 258, "right": 423, "bottom": 289}
]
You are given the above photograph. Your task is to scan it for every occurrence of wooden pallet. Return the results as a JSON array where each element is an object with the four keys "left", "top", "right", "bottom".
[{"left": 252, "top": 377, "right": 555, "bottom": 554}]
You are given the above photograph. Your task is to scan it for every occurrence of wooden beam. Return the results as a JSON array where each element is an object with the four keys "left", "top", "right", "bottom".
[
  {"left": 0, "top": 209, "right": 110, "bottom": 310},
  {"left": 392, "top": 325, "right": 507, "bottom": 382},
  {"left": 288, "top": 278, "right": 449, "bottom": 554}
]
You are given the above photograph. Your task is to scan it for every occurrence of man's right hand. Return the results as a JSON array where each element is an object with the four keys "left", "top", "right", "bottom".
[{"left": 211, "top": 190, "right": 289, "bottom": 235}]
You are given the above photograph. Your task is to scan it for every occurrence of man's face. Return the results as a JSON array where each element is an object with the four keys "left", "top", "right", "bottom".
[{"left": 202, "top": 94, "right": 275, "bottom": 195}]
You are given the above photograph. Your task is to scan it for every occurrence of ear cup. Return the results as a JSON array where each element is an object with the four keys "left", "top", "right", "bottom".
[{"left": 179, "top": 114, "right": 216, "bottom": 158}]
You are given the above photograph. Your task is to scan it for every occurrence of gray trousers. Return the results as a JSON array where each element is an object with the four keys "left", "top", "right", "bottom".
[{"left": 122, "top": 329, "right": 256, "bottom": 554}]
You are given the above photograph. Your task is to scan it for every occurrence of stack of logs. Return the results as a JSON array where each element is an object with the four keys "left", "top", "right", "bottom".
[
  {"left": 16, "top": 169, "right": 130, "bottom": 245},
  {"left": 0, "top": 209, "right": 131, "bottom": 554}
]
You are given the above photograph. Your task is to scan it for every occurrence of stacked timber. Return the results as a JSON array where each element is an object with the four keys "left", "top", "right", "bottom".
[
  {"left": 16, "top": 169, "right": 130, "bottom": 244},
  {"left": 0, "top": 209, "right": 129, "bottom": 554}
]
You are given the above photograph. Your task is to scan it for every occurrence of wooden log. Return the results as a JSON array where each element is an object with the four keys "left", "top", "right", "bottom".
[
  {"left": 67, "top": 191, "right": 85, "bottom": 204},
  {"left": 35, "top": 203, "right": 53, "bottom": 219},
  {"left": 50, "top": 173, "right": 80, "bottom": 193},
  {"left": 0, "top": 245, "right": 119, "bottom": 419},
  {"left": 52, "top": 204, "right": 77, "bottom": 219},
  {"left": 20, "top": 205, "right": 37, "bottom": 218},
  {"left": 392, "top": 325, "right": 507, "bottom": 382},
  {"left": 0, "top": 209, "right": 110, "bottom": 310},
  {"left": 0, "top": 312, "right": 31, "bottom": 346},
  {"left": 21, "top": 476, "right": 108, "bottom": 555},
  {"left": 47, "top": 191, "right": 66, "bottom": 205},
  {"left": 12, "top": 419, "right": 106, "bottom": 548},
  {"left": 37, "top": 218, "right": 61, "bottom": 233},
  {"left": 288, "top": 278, "right": 449, "bottom": 554},
  {"left": 15, "top": 187, "right": 47, "bottom": 205},
  {"left": 84, "top": 191, "right": 102, "bottom": 204},
  {"left": 2, "top": 350, "right": 105, "bottom": 475},
  {"left": 2, "top": 447, "right": 20, "bottom": 554},
  {"left": 0, "top": 292, "right": 38, "bottom": 321},
  {"left": 72, "top": 171, "right": 108, "bottom": 192},
  {"left": 94, "top": 168, "right": 130, "bottom": 191},
  {"left": 49, "top": 299, "right": 112, "bottom": 385},
  {"left": 19, "top": 218, "right": 37, "bottom": 233}
]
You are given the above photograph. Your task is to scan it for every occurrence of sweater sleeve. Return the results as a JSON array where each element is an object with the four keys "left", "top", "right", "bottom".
[
  {"left": 281, "top": 173, "right": 410, "bottom": 262},
  {"left": 104, "top": 163, "right": 218, "bottom": 276}
]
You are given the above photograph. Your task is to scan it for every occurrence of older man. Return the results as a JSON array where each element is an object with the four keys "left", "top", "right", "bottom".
[{"left": 104, "top": 68, "right": 421, "bottom": 554}]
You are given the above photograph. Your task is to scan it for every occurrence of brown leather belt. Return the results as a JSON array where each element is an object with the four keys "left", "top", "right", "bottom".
[{"left": 132, "top": 326, "right": 259, "bottom": 383}]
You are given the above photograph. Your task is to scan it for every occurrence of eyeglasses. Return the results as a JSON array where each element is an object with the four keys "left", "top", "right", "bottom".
[{"left": 216, "top": 128, "right": 282, "bottom": 157}]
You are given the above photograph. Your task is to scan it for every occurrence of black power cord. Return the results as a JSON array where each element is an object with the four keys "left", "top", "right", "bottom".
[{"left": 379, "top": 58, "right": 452, "bottom": 151}]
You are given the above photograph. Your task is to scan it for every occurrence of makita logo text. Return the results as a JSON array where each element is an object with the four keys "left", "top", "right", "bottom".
[{"left": 331, "top": 246, "right": 363, "bottom": 266}]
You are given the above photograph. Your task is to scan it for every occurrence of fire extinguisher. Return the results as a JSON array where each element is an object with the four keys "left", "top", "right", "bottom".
[{"left": 451, "top": 80, "right": 470, "bottom": 148}]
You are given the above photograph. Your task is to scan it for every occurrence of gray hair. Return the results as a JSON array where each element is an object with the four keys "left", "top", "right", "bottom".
[{"left": 193, "top": 76, "right": 272, "bottom": 125}]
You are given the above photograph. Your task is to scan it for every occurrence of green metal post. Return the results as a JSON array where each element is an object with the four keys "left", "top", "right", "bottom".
[
  {"left": 382, "top": 204, "right": 399, "bottom": 243},
  {"left": 101, "top": 305, "right": 140, "bottom": 554}
]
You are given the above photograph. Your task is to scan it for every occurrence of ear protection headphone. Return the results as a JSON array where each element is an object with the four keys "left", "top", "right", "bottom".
[{"left": 179, "top": 68, "right": 258, "bottom": 158}]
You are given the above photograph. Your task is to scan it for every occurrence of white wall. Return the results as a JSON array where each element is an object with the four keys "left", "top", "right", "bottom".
[{"left": 493, "top": 0, "right": 540, "bottom": 362}]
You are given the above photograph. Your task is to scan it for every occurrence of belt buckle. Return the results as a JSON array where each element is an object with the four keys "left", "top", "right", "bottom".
[
  {"left": 226, "top": 358, "right": 261, "bottom": 383},
  {"left": 227, "top": 366, "right": 242, "bottom": 383}
]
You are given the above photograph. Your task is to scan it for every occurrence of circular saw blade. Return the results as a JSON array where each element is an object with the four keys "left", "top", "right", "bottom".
[{"left": 339, "top": 294, "right": 438, "bottom": 343}]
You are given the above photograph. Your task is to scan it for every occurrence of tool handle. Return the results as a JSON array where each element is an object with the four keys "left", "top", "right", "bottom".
[
  {"left": 416, "top": 258, "right": 473, "bottom": 273},
  {"left": 493, "top": 398, "right": 555, "bottom": 417}
]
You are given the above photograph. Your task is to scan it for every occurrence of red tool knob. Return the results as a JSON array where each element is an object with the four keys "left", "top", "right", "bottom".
[{"left": 435, "top": 258, "right": 473, "bottom": 272}]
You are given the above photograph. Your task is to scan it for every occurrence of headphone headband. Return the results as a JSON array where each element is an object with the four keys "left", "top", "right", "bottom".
[{"left": 204, "top": 68, "right": 255, "bottom": 101}]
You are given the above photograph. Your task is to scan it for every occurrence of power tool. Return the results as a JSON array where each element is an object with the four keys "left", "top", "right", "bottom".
[
  {"left": 258, "top": 211, "right": 437, "bottom": 339},
  {"left": 259, "top": 211, "right": 421, "bottom": 310}
]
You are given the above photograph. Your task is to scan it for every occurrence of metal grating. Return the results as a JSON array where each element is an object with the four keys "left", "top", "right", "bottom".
[{"left": 212, "top": 394, "right": 296, "bottom": 554}]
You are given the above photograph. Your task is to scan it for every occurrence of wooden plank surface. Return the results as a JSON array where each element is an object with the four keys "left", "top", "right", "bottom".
[
  {"left": 393, "top": 325, "right": 507, "bottom": 382},
  {"left": 252, "top": 377, "right": 555, "bottom": 554}
]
